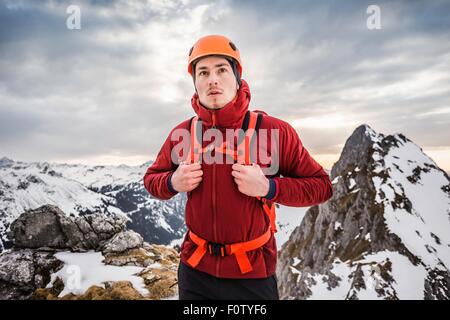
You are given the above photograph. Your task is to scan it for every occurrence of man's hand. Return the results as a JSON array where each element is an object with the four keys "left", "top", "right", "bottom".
[
  {"left": 231, "top": 163, "right": 269, "bottom": 197},
  {"left": 171, "top": 162, "right": 203, "bottom": 192}
]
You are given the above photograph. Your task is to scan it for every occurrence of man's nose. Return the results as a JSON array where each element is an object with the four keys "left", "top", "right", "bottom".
[{"left": 208, "top": 73, "right": 219, "bottom": 86}]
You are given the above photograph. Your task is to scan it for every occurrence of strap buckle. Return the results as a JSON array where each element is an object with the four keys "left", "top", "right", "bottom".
[{"left": 207, "top": 242, "right": 227, "bottom": 257}]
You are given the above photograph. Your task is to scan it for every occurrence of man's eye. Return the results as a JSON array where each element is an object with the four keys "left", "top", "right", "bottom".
[
  {"left": 199, "top": 71, "right": 207, "bottom": 76},
  {"left": 218, "top": 68, "right": 227, "bottom": 73}
]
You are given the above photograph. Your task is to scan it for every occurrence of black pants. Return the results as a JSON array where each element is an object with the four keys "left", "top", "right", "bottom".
[{"left": 177, "top": 262, "right": 279, "bottom": 300}]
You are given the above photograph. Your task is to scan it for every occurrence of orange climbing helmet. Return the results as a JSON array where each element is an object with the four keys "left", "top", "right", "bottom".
[{"left": 187, "top": 35, "right": 242, "bottom": 77}]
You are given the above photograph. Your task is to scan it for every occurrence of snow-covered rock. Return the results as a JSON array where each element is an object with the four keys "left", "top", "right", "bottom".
[
  {"left": 102, "top": 230, "right": 143, "bottom": 254},
  {"left": 8, "top": 205, "right": 125, "bottom": 251},
  {"left": 0, "top": 249, "right": 63, "bottom": 300},
  {"left": 0, "top": 206, "right": 179, "bottom": 300},
  {"left": 277, "top": 124, "right": 450, "bottom": 300}
]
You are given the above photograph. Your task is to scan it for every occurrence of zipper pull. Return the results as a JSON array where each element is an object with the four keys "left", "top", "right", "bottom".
[{"left": 211, "top": 112, "right": 216, "bottom": 128}]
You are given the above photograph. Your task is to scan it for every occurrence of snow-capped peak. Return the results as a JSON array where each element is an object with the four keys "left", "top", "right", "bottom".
[
  {"left": 278, "top": 125, "right": 450, "bottom": 300},
  {"left": 0, "top": 157, "right": 14, "bottom": 168}
]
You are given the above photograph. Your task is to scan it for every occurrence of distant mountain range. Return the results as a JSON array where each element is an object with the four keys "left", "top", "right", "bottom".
[{"left": 0, "top": 158, "right": 187, "bottom": 251}]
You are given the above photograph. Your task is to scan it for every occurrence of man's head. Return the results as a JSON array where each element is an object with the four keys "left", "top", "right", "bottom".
[
  {"left": 188, "top": 35, "right": 243, "bottom": 110},
  {"left": 192, "top": 55, "right": 239, "bottom": 110}
]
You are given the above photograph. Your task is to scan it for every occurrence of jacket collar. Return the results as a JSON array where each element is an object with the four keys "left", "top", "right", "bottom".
[{"left": 190, "top": 79, "right": 251, "bottom": 128}]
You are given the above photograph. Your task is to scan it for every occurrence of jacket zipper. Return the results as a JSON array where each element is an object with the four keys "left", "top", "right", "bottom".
[{"left": 211, "top": 111, "right": 220, "bottom": 277}]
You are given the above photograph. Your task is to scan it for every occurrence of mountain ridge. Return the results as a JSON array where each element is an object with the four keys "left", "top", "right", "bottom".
[{"left": 277, "top": 124, "right": 450, "bottom": 300}]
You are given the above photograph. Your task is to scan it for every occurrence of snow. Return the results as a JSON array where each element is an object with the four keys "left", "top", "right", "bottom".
[
  {"left": 364, "top": 125, "right": 383, "bottom": 143},
  {"left": 348, "top": 178, "right": 356, "bottom": 189},
  {"left": 169, "top": 236, "right": 184, "bottom": 248},
  {"left": 352, "top": 251, "right": 427, "bottom": 300},
  {"left": 52, "top": 163, "right": 144, "bottom": 191},
  {"left": 155, "top": 211, "right": 174, "bottom": 233},
  {"left": 0, "top": 164, "right": 124, "bottom": 220},
  {"left": 148, "top": 262, "right": 162, "bottom": 269},
  {"left": 307, "top": 251, "right": 427, "bottom": 300},
  {"left": 371, "top": 138, "right": 450, "bottom": 270},
  {"left": 334, "top": 221, "right": 342, "bottom": 231},
  {"left": 47, "top": 251, "right": 149, "bottom": 297},
  {"left": 292, "top": 257, "right": 301, "bottom": 267},
  {"left": 0, "top": 160, "right": 147, "bottom": 223},
  {"left": 308, "top": 259, "right": 352, "bottom": 300},
  {"left": 276, "top": 205, "right": 309, "bottom": 249},
  {"left": 289, "top": 266, "right": 301, "bottom": 275},
  {"left": 372, "top": 152, "right": 383, "bottom": 162}
]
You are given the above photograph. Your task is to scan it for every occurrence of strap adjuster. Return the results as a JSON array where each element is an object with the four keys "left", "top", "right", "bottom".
[{"left": 207, "top": 242, "right": 227, "bottom": 257}]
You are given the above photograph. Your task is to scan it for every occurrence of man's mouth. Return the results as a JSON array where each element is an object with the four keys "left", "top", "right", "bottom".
[{"left": 208, "top": 90, "right": 222, "bottom": 96}]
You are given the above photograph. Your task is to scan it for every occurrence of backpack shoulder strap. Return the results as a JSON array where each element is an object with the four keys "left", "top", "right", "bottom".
[
  {"left": 241, "top": 110, "right": 263, "bottom": 132},
  {"left": 237, "top": 111, "right": 263, "bottom": 164},
  {"left": 241, "top": 111, "right": 277, "bottom": 232},
  {"left": 188, "top": 116, "right": 202, "bottom": 164}
]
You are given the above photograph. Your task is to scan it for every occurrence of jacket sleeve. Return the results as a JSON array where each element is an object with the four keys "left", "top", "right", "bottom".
[
  {"left": 143, "top": 129, "right": 179, "bottom": 200},
  {"left": 270, "top": 122, "right": 333, "bottom": 207}
]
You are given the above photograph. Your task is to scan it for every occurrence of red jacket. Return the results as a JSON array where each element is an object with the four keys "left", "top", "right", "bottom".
[{"left": 143, "top": 80, "right": 332, "bottom": 279}]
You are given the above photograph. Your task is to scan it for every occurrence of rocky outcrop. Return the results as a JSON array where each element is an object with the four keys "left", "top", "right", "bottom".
[
  {"left": 277, "top": 124, "right": 450, "bottom": 300},
  {"left": 8, "top": 205, "right": 126, "bottom": 251},
  {"left": 0, "top": 205, "right": 179, "bottom": 300},
  {"left": 102, "top": 230, "right": 143, "bottom": 254},
  {"left": 0, "top": 249, "right": 63, "bottom": 300}
]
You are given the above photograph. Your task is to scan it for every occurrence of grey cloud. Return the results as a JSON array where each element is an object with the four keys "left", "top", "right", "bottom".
[{"left": 0, "top": 0, "right": 449, "bottom": 169}]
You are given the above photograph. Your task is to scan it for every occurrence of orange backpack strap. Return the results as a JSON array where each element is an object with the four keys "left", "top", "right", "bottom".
[
  {"left": 237, "top": 111, "right": 262, "bottom": 164},
  {"left": 186, "top": 116, "right": 202, "bottom": 164},
  {"left": 240, "top": 111, "right": 277, "bottom": 233},
  {"left": 187, "top": 228, "right": 272, "bottom": 274},
  {"left": 259, "top": 197, "right": 277, "bottom": 232},
  {"left": 187, "top": 111, "right": 263, "bottom": 164}
]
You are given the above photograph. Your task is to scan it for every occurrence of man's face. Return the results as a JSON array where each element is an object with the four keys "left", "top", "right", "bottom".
[{"left": 194, "top": 56, "right": 238, "bottom": 110}]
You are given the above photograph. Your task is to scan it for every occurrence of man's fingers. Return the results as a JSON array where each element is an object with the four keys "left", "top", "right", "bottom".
[
  {"left": 190, "top": 182, "right": 200, "bottom": 190},
  {"left": 187, "top": 162, "right": 202, "bottom": 170},
  {"left": 189, "top": 170, "right": 203, "bottom": 178},
  {"left": 231, "top": 170, "right": 244, "bottom": 179},
  {"left": 191, "top": 176, "right": 203, "bottom": 184},
  {"left": 180, "top": 162, "right": 201, "bottom": 173},
  {"left": 233, "top": 176, "right": 243, "bottom": 184},
  {"left": 232, "top": 163, "right": 255, "bottom": 171},
  {"left": 232, "top": 163, "right": 245, "bottom": 172}
]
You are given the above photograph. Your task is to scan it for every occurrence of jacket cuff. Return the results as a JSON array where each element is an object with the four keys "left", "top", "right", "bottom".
[
  {"left": 264, "top": 178, "right": 276, "bottom": 200},
  {"left": 166, "top": 172, "right": 178, "bottom": 195}
]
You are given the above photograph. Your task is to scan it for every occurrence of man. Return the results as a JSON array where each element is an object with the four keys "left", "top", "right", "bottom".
[{"left": 144, "top": 35, "right": 333, "bottom": 300}]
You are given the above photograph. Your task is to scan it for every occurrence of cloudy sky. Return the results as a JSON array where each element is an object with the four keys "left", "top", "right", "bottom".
[{"left": 1, "top": 0, "right": 449, "bottom": 171}]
